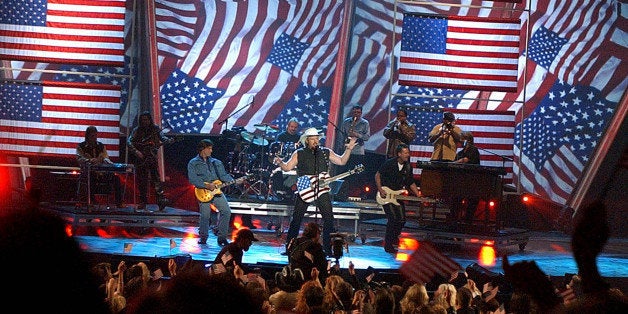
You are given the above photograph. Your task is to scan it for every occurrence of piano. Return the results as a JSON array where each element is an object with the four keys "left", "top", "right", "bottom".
[{"left": 416, "top": 161, "right": 505, "bottom": 225}]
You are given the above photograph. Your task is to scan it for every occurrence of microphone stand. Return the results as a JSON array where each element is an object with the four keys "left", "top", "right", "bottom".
[
  {"left": 476, "top": 147, "right": 513, "bottom": 168},
  {"left": 313, "top": 146, "right": 321, "bottom": 225},
  {"left": 217, "top": 96, "right": 254, "bottom": 133}
]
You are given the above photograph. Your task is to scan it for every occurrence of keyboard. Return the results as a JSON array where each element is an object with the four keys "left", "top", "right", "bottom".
[
  {"left": 415, "top": 161, "right": 506, "bottom": 176},
  {"left": 89, "top": 163, "right": 134, "bottom": 173}
]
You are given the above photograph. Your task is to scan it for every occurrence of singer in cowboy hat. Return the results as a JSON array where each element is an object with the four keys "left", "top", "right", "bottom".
[{"left": 273, "top": 127, "right": 357, "bottom": 256}]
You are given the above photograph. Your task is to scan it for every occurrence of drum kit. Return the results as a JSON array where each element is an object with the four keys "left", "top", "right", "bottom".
[{"left": 221, "top": 123, "right": 299, "bottom": 201}]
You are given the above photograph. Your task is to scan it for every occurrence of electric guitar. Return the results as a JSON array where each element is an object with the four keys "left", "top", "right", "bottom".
[
  {"left": 296, "top": 164, "right": 364, "bottom": 203},
  {"left": 375, "top": 186, "right": 430, "bottom": 205},
  {"left": 134, "top": 135, "right": 183, "bottom": 167},
  {"left": 194, "top": 175, "right": 249, "bottom": 203}
]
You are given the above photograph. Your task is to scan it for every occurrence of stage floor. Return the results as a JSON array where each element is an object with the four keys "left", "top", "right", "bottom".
[{"left": 47, "top": 200, "right": 628, "bottom": 291}]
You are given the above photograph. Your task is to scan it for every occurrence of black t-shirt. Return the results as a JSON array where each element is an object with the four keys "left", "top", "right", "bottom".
[
  {"left": 276, "top": 131, "right": 300, "bottom": 144},
  {"left": 377, "top": 158, "right": 414, "bottom": 190}
]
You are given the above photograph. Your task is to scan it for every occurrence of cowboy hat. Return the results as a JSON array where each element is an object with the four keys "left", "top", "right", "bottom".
[{"left": 299, "top": 127, "right": 322, "bottom": 146}]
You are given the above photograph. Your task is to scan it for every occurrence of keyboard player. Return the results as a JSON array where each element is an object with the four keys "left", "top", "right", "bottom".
[
  {"left": 76, "top": 126, "right": 125, "bottom": 208},
  {"left": 453, "top": 131, "right": 480, "bottom": 223}
]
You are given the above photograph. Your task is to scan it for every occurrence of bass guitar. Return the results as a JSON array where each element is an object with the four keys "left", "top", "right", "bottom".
[
  {"left": 375, "top": 186, "right": 430, "bottom": 205},
  {"left": 194, "top": 175, "right": 249, "bottom": 203},
  {"left": 296, "top": 164, "right": 364, "bottom": 203}
]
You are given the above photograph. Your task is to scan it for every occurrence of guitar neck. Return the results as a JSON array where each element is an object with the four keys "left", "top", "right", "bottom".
[
  {"left": 217, "top": 176, "right": 246, "bottom": 189},
  {"left": 396, "top": 195, "right": 429, "bottom": 202},
  {"left": 323, "top": 170, "right": 358, "bottom": 184}
]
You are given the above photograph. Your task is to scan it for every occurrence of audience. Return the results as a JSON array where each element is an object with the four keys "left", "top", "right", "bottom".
[{"left": 4, "top": 194, "right": 627, "bottom": 314}]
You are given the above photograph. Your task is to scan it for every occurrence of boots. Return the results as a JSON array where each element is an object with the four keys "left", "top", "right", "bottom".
[{"left": 155, "top": 182, "right": 169, "bottom": 211}]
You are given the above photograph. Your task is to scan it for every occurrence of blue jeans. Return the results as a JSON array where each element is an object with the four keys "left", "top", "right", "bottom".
[{"left": 199, "top": 195, "right": 231, "bottom": 240}]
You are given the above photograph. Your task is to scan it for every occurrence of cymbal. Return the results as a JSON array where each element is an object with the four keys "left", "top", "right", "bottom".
[
  {"left": 254, "top": 123, "right": 279, "bottom": 132},
  {"left": 240, "top": 131, "right": 269, "bottom": 146}
]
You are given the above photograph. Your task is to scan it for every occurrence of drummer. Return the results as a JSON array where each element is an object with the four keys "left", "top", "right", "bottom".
[
  {"left": 271, "top": 118, "right": 301, "bottom": 200},
  {"left": 275, "top": 117, "right": 301, "bottom": 143}
]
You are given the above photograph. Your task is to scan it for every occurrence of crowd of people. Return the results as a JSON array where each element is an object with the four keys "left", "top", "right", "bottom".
[{"left": 2, "top": 193, "right": 625, "bottom": 313}]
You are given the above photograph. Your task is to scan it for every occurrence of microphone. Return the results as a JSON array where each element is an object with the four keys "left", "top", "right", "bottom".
[{"left": 353, "top": 116, "right": 357, "bottom": 122}]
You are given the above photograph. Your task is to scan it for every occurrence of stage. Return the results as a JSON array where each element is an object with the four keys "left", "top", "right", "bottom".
[{"left": 46, "top": 198, "right": 628, "bottom": 292}]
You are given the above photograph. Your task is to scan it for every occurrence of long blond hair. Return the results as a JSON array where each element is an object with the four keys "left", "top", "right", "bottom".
[{"left": 400, "top": 283, "right": 429, "bottom": 314}]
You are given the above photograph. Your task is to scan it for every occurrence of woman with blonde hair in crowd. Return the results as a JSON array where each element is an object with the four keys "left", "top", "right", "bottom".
[
  {"left": 432, "top": 283, "right": 457, "bottom": 314},
  {"left": 400, "top": 283, "right": 430, "bottom": 314}
]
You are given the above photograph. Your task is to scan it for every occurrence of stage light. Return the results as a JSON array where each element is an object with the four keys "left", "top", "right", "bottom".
[
  {"left": 522, "top": 194, "right": 530, "bottom": 203},
  {"left": 478, "top": 245, "right": 496, "bottom": 266}
]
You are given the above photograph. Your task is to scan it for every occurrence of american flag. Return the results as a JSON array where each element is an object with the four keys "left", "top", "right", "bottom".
[
  {"left": 0, "top": 81, "right": 121, "bottom": 157},
  {"left": 0, "top": 0, "right": 127, "bottom": 67},
  {"left": 155, "top": 0, "right": 342, "bottom": 135},
  {"left": 405, "top": 106, "right": 515, "bottom": 184},
  {"left": 514, "top": 80, "right": 616, "bottom": 204},
  {"left": 399, "top": 241, "right": 461, "bottom": 285},
  {"left": 399, "top": 14, "right": 520, "bottom": 92}
]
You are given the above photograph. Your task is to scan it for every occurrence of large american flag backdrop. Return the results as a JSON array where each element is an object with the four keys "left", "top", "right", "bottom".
[
  {"left": 155, "top": 0, "right": 343, "bottom": 135},
  {"left": 0, "top": 0, "right": 625, "bottom": 207},
  {"left": 0, "top": 0, "right": 127, "bottom": 67},
  {"left": 0, "top": 81, "right": 121, "bottom": 156},
  {"left": 399, "top": 14, "right": 520, "bottom": 92}
]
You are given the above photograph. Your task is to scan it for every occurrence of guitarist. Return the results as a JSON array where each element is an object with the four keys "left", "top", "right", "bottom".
[
  {"left": 273, "top": 127, "right": 357, "bottom": 257},
  {"left": 127, "top": 111, "right": 173, "bottom": 211},
  {"left": 374, "top": 144, "right": 421, "bottom": 254},
  {"left": 187, "top": 139, "right": 234, "bottom": 246}
]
